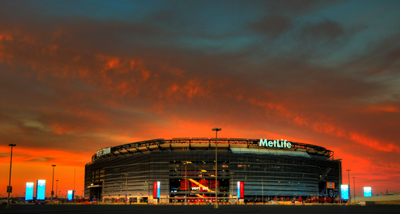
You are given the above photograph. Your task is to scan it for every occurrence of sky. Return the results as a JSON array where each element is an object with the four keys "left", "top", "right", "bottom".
[{"left": 1, "top": 0, "right": 400, "bottom": 198}]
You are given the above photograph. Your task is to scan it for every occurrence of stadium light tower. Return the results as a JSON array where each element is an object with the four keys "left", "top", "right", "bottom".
[
  {"left": 56, "top": 180, "right": 59, "bottom": 199},
  {"left": 353, "top": 177, "right": 356, "bottom": 203},
  {"left": 212, "top": 128, "right": 221, "bottom": 209},
  {"left": 51, "top": 165, "right": 56, "bottom": 203},
  {"left": 6, "top": 144, "right": 16, "bottom": 209}
]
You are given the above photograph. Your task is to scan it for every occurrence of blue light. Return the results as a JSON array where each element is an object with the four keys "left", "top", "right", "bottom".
[
  {"left": 36, "top": 180, "right": 46, "bottom": 200},
  {"left": 67, "top": 190, "right": 74, "bottom": 201},
  {"left": 364, "top": 187, "right": 372, "bottom": 197},
  {"left": 341, "top": 185, "right": 349, "bottom": 200},
  {"left": 157, "top": 181, "right": 160, "bottom": 198},
  {"left": 25, "top": 182, "right": 34, "bottom": 201},
  {"left": 237, "top": 181, "right": 240, "bottom": 198}
]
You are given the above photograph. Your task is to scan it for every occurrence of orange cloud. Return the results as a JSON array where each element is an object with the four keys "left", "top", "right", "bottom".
[
  {"left": 51, "top": 123, "right": 73, "bottom": 135},
  {"left": 313, "top": 122, "right": 346, "bottom": 137},
  {"left": 0, "top": 32, "right": 14, "bottom": 41},
  {"left": 367, "top": 106, "right": 398, "bottom": 113},
  {"left": 349, "top": 133, "right": 400, "bottom": 153}
]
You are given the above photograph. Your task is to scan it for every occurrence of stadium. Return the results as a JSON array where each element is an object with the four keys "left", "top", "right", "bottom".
[{"left": 84, "top": 137, "right": 341, "bottom": 203}]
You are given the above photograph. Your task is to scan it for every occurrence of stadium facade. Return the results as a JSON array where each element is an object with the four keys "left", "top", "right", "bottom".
[{"left": 85, "top": 138, "right": 341, "bottom": 203}]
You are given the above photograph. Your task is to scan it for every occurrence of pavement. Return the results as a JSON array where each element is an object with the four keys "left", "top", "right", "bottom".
[{"left": 1, "top": 204, "right": 400, "bottom": 214}]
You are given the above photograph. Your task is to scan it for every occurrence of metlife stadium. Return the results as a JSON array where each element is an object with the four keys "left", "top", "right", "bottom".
[{"left": 85, "top": 138, "right": 341, "bottom": 203}]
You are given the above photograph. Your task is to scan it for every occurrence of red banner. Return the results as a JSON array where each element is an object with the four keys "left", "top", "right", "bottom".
[
  {"left": 239, "top": 181, "right": 244, "bottom": 198},
  {"left": 153, "top": 182, "right": 157, "bottom": 198}
]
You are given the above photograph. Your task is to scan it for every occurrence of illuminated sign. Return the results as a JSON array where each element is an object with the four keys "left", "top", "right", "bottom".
[
  {"left": 25, "top": 182, "right": 34, "bottom": 201},
  {"left": 36, "top": 180, "right": 46, "bottom": 200},
  {"left": 237, "top": 181, "right": 244, "bottom": 198},
  {"left": 191, "top": 186, "right": 209, "bottom": 191},
  {"left": 186, "top": 179, "right": 212, "bottom": 192},
  {"left": 153, "top": 181, "right": 160, "bottom": 199},
  {"left": 97, "top": 148, "right": 111, "bottom": 157},
  {"left": 259, "top": 139, "right": 292, "bottom": 149},
  {"left": 67, "top": 190, "right": 74, "bottom": 201},
  {"left": 327, "top": 182, "right": 335, "bottom": 189},
  {"left": 364, "top": 187, "right": 372, "bottom": 197},
  {"left": 341, "top": 185, "right": 349, "bottom": 200}
]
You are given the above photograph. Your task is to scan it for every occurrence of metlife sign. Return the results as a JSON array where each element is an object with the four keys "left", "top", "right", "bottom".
[
  {"left": 259, "top": 139, "right": 292, "bottom": 149},
  {"left": 97, "top": 147, "right": 111, "bottom": 157}
]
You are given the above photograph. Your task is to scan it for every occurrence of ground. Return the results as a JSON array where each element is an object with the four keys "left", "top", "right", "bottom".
[{"left": 1, "top": 204, "right": 399, "bottom": 214}]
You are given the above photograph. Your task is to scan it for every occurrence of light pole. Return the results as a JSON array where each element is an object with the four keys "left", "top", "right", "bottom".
[
  {"left": 185, "top": 162, "right": 187, "bottom": 205},
  {"left": 337, "top": 159, "right": 342, "bottom": 204},
  {"left": 346, "top": 169, "right": 351, "bottom": 204},
  {"left": 6, "top": 144, "right": 16, "bottom": 209},
  {"left": 56, "top": 180, "right": 59, "bottom": 199},
  {"left": 182, "top": 161, "right": 191, "bottom": 205},
  {"left": 353, "top": 177, "right": 356, "bottom": 203},
  {"left": 212, "top": 128, "right": 221, "bottom": 209},
  {"left": 51, "top": 165, "right": 56, "bottom": 203}
]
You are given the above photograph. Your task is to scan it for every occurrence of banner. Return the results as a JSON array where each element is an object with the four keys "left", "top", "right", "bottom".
[
  {"left": 36, "top": 180, "right": 46, "bottom": 200},
  {"left": 237, "top": 181, "right": 244, "bottom": 198},
  {"left": 25, "top": 182, "right": 34, "bottom": 201},
  {"left": 67, "top": 190, "right": 74, "bottom": 201},
  {"left": 153, "top": 181, "right": 160, "bottom": 198},
  {"left": 341, "top": 185, "right": 349, "bottom": 200},
  {"left": 363, "top": 187, "right": 372, "bottom": 197}
]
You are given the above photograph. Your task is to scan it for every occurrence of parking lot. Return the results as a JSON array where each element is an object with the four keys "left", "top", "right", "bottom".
[{"left": 1, "top": 204, "right": 400, "bottom": 214}]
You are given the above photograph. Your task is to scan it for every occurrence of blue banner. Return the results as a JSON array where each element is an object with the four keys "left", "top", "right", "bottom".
[
  {"left": 157, "top": 181, "right": 160, "bottom": 199},
  {"left": 36, "top": 180, "right": 46, "bottom": 200},
  {"left": 25, "top": 182, "right": 34, "bottom": 201},
  {"left": 67, "top": 190, "right": 74, "bottom": 201},
  {"left": 341, "top": 185, "right": 349, "bottom": 200},
  {"left": 363, "top": 187, "right": 372, "bottom": 197}
]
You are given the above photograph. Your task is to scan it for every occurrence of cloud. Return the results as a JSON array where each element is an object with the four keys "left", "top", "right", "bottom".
[
  {"left": 26, "top": 157, "right": 56, "bottom": 162},
  {"left": 299, "top": 19, "right": 345, "bottom": 43},
  {"left": 344, "top": 32, "right": 400, "bottom": 75},
  {"left": 249, "top": 15, "right": 292, "bottom": 38},
  {"left": 264, "top": 0, "right": 347, "bottom": 16}
]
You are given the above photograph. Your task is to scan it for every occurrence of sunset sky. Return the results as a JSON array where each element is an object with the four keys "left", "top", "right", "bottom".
[{"left": 1, "top": 0, "right": 400, "bottom": 198}]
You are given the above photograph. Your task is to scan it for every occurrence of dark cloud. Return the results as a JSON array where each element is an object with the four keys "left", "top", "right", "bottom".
[
  {"left": 265, "top": 0, "right": 347, "bottom": 15},
  {"left": 344, "top": 32, "right": 400, "bottom": 75},
  {"left": 299, "top": 19, "right": 345, "bottom": 43},
  {"left": 249, "top": 15, "right": 292, "bottom": 38}
]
